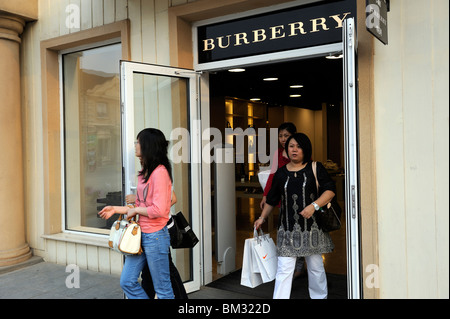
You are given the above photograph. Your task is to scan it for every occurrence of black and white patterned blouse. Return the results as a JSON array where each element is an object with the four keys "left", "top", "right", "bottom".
[{"left": 266, "top": 161, "right": 336, "bottom": 257}]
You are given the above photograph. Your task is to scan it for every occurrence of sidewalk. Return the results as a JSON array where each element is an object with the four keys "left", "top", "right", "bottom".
[
  {"left": 0, "top": 257, "right": 123, "bottom": 299},
  {"left": 0, "top": 257, "right": 253, "bottom": 299}
]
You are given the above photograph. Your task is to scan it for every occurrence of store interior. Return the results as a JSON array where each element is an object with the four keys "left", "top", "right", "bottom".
[{"left": 208, "top": 55, "right": 348, "bottom": 297}]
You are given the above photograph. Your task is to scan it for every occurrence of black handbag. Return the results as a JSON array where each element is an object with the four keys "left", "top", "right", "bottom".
[
  {"left": 317, "top": 198, "right": 342, "bottom": 232},
  {"left": 167, "top": 211, "right": 199, "bottom": 249},
  {"left": 312, "top": 162, "right": 342, "bottom": 232}
]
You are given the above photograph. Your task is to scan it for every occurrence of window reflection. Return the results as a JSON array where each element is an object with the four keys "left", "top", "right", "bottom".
[{"left": 63, "top": 44, "right": 122, "bottom": 233}]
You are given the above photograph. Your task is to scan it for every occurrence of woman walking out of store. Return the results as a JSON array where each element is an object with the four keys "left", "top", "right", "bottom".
[
  {"left": 254, "top": 133, "right": 336, "bottom": 299},
  {"left": 99, "top": 128, "right": 174, "bottom": 299},
  {"left": 260, "top": 122, "right": 306, "bottom": 277}
]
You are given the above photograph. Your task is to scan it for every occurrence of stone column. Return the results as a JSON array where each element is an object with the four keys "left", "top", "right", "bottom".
[{"left": 0, "top": 13, "right": 31, "bottom": 267}]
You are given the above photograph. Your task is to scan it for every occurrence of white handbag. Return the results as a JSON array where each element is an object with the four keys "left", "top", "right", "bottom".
[{"left": 109, "top": 214, "right": 142, "bottom": 255}]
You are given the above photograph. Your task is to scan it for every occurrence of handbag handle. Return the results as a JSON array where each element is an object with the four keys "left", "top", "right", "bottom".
[
  {"left": 312, "top": 161, "right": 319, "bottom": 194},
  {"left": 312, "top": 161, "right": 333, "bottom": 207},
  {"left": 253, "top": 227, "right": 266, "bottom": 244},
  {"left": 253, "top": 227, "right": 264, "bottom": 238},
  {"left": 124, "top": 203, "right": 140, "bottom": 223}
]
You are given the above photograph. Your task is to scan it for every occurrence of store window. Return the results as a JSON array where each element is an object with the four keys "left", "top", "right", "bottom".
[{"left": 62, "top": 43, "right": 122, "bottom": 233}]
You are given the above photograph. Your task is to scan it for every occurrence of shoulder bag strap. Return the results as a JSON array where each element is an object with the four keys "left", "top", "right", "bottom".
[{"left": 312, "top": 161, "right": 319, "bottom": 194}]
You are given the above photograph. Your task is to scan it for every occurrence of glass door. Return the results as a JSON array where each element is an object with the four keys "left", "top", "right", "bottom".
[
  {"left": 343, "top": 17, "right": 363, "bottom": 299},
  {"left": 120, "top": 61, "right": 202, "bottom": 293}
]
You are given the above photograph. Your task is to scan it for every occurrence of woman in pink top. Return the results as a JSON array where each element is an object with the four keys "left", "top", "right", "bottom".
[
  {"left": 260, "top": 122, "right": 296, "bottom": 210},
  {"left": 99, "top": 128, "right": 174, "bottom": 299}
]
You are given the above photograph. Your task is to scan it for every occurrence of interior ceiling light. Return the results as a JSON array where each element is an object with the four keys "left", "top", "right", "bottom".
[
  {"left": 263, "top": 77, "right": 279, "bottom": 81},
  {"left": 250, "top": 98, "right": 261, "bottom": 101},
  {"left": 290, "top": 85, "right": 304, "bottom": 88},
  {"left": 290, "top": 94, "right": 302, "bottom": 98},
  {"left": 325, "top": 53, "right": 343, "bottom": 60},
  {"left": 228, "top": 68, "right": 246, "bottom": 72}
]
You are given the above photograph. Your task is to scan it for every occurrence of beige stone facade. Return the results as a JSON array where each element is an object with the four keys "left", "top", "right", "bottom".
[{"left": 0, "top": 0, "right": 447, "bottom": 298}]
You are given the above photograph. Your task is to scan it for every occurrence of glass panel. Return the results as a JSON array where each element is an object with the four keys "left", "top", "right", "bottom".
[
  {"left": 63, "top": 44, "right": 122, "bottom": 233},
  {"left": 132, "top": 72, "right": 193, "bottom": 282}
]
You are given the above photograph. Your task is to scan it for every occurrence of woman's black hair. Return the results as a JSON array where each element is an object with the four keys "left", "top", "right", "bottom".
[
  {"left": 137, "top": 128, "right": 172, "bottom": 183},
  {"left": 278, "top": 122, "right": 297, "bottom": 135},
  {"left": 285, "top": 133, "right": 312, "bottom": 164}
]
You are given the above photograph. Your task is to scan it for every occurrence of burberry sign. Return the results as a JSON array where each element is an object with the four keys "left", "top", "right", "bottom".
[{"left": 197, "top": 0, "right": 356, "bottom": 64}]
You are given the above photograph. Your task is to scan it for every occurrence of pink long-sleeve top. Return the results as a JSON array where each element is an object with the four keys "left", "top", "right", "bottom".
[
  {"left": 263, "top": 147, "right": 291, "bottom": 197},
  {"left": 135, "top": 165, "right": 172, "bottom": 234}
]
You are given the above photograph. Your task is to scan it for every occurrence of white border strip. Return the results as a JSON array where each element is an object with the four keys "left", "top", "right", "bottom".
[{"left": 194, "top": 43, "right": 343, "bottom": 71}]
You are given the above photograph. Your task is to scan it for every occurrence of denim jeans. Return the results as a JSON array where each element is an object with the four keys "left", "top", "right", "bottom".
[
  {"left": 120, "top": 227, "right": 174, "bottom": 299},
  {"left": 141, "top": 250, "right": 188, "bottom": 299}
]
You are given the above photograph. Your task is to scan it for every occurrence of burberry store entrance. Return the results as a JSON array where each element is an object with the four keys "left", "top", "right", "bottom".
[
  {"left": 194, "top": 0, "right": 362, "bottom": 298},
  {"left": 208, "top": 48, "right": 347, "bottom": 295}
]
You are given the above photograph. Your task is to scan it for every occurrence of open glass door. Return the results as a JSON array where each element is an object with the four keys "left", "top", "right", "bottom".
[
  {"left": 343, "top": 17, "right": 363, "bottom": 298},
  {"left": 120, "top": 61, "right": 202, "bottom": 293}
]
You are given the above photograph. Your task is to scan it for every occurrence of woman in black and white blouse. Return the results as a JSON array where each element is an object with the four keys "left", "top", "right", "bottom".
[{"left": 254, "top": 133, "right": 336, "bottom": 299}]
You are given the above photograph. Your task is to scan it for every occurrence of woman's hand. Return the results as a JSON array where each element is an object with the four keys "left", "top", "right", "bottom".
[
  {"left": 98, "top": 206, "right": 128, "bottom": 220},
  {"left": 254, "top": 217, "right": 265, "bottom": 230},
  {"left": 126, "top": 207, "right": 138, "bottom": 219},
  {"left": 255, "top": 203, "right": 273, "bottom": 230},
  {"left": 300, "top": 204, "right": 315, "bottom": 219},
  {"left": 259, "top": 196, "right": 267, "bottom": 210},
  {"left": 125, "top": 194, "right": 136, "bottom": 205}
]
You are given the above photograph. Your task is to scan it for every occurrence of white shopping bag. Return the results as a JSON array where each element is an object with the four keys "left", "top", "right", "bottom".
[
  {"left": 253, "top": 233, "right": 277, "bottom": 283},
  {"left": 240, "top": 232, "right": 263, "bottom": 288},
  {"left": 257, "top": 169, "right": 271, "bottom": 191}
]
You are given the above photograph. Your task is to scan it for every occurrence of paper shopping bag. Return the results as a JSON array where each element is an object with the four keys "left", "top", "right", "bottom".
[
  {"left": 257, "top": 169, "right": 270, "bottom": 190},
  {"left": 240, "top": 236, "right": 263, "bottom": 288},
  {"left": 253, "top": 234, "right": 277, "bottom": 283}
]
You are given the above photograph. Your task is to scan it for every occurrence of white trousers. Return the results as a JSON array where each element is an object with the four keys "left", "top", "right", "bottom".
[{"left": 273, "top": 254, "right": 328, "bottom": 299}]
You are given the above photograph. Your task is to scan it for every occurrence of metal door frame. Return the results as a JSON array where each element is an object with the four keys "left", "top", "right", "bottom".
[
  {"left": 120, "top": 61, "right": 202, "bottom": 293},
  {"left": 343, "top": 17, "right": 363, "bottom": 299}
]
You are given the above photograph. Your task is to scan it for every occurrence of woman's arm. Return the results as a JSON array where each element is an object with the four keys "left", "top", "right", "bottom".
[
  {"left": 299, "top": 161, "right": 337, "bottom": 219},
  {"left": 254, "top": 202, "right": 275, "bottom": 230},
  {"left": 127, "top": 167, "right": 171, "bottom": 219},
  {"left": 125, "top": 194, "right": 136, "bottom": 205},
  {"left": 126, "top": 206, "right": 148, "bottom": 218},
  {"left": 299, "top": 190, "right": 335, "bottom": 219},
  {"left": 257, "top": 170, "right": 283, "bottom": 227},
  {"left": 98, "top": 205, "right": 129, "bottom": 220}
]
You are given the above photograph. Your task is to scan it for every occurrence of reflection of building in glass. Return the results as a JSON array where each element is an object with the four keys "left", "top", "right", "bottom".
[
  {"left": 84, "top": 74, "right": 120, "bottom": 171},
  {"left": 63, "top": 45, "right": 122, "bottom": 231},
  {"left": 82, "top": 74, "right": 121, "bottom": 229}
]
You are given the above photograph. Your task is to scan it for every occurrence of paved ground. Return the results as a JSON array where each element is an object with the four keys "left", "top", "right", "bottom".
[
  {"left": 0, "top": 257, "right": 251, "bottom": 299},
  {"left": 0, "top": 257, "right": 123, "bottom": 299}
]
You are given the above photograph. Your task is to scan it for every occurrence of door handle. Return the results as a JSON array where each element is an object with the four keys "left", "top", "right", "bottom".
[{"left": 351, "top": 185, "right": 356, "bottom": 219}]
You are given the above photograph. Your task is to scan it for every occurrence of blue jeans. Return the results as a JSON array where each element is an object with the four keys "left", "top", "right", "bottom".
[{"left": 120, "top": 227, "right": 174, "bottom": 299}]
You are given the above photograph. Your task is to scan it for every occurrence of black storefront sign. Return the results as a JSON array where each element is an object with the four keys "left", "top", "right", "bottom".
[
  {"left": 365, "top": 0, "right": 389, "bottom": 45},
  {"left": 197, "top": 0, "right": 356, "bottom": 64}
]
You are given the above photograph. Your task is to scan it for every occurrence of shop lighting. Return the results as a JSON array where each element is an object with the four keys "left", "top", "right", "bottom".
[
  {"left": 228, "top": 68, "right": 246, "bottom": 72},
  {"left": 250, "top": 98, "right": 261, "bottom": 101},
  {"left": 290, "top": 94, "right": 301, "bottom": 98},
  {"left": 290, "top": 85, "right": 304, "bottom": 88},
  {"left": 263, "top": 77, "right": 278, "bottom": 81}
]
